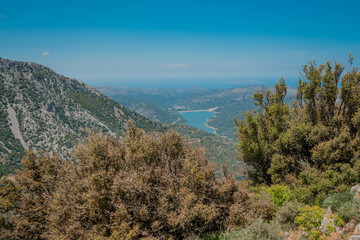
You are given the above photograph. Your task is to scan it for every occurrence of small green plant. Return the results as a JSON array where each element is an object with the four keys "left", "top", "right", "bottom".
[
  {"left": 263, "top": 184, "right": 293, "bottom": 207},
  {"left": 295, "top": 205, "right": 344, "bottom": 240},
  {"left": 322, "top": 191, "right": 354, "bottom": 211},
  {"left": 295, "top": 206, "right": 324, "bottom": 237},
  {"left": 322, "top": 191, "right": 360, "bottom": 223},
  {"left": 337, "top": 197, "right": 360, "bottom": 223},
  {"left": 224, "top": 219, "right": 286, "bottom": 240}
]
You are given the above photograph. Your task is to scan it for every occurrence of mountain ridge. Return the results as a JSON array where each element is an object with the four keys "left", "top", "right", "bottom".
[{"left": 0, "top": 58, "right": 160, "bottom": 175}]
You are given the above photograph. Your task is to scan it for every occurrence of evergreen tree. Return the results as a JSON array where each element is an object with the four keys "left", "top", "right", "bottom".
[{"left": 235, "top": 57, "right": 360, "bottom": 204}]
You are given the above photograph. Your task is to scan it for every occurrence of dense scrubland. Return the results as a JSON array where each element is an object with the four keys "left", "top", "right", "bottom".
[{"left": 1, "top": 57, "right": 360, "bottom": 239}]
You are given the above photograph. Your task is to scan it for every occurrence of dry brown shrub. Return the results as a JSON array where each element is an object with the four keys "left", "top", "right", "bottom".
[{"left": 0, "top": 125, "right": 254, "bottom": 239}]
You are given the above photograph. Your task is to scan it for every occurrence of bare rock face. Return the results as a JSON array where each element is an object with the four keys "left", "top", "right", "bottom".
[
  {"left": 349, "top": 186, "right": 360, "bottom": 240},
  {"left": 351, "top": 185, "right": 360, "bottom": 197},
  {"left": 320, "top": 207, "right": 340, "bottom": 235},
  {"left": 321, "top": 207, "right": 333, "bottom": 227},
  {"left": 350, "top": 224, "right": 360, "bottom": 239}
]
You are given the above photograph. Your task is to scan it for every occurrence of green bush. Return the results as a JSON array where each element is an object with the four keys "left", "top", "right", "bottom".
[
  {"left": 322, "top": 191, "right": 360, "bottom": 223},
  {"left": 235, "top": 59, "right": 360, "bottom": 205},
  {"left": 295, "top": 205, "right": 344, "bottom": 240},
  {"left": 262, "top": 184, "right": 293, "bottom": 207},
  {"left": 337, "top": 197, "right": 360, "bottom": 223},
  {"left": 322, "top": 191, "right": 354, "bottom": 211},
  {"left": 225, "top": 219, "right": 285, "bottom": 240}
]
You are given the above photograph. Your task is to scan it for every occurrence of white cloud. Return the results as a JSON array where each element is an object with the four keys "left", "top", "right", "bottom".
[
  {"left": 162, "top": 63, "right": 190, "bottom": 68},
  {"left": 42, "top": 51, "right": 51, "bottom": 56}
]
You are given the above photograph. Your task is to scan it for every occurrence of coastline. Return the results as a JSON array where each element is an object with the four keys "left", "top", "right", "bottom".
[
  {"left": 178, "top": 106, "right": 218, "bottom": 113},
  {"left": 204, "top": 121, "right": 218, "bottom": 136}
]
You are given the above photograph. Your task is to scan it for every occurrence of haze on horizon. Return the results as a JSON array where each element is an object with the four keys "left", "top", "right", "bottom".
[{"left": 1, "top": 0, "right": 360, "bottom": 88}]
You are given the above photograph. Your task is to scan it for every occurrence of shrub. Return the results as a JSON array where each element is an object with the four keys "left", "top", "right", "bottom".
[
  {"left": 337, "top": 197, "right": 360, "bottom": 223},
  {"left": 263, "top": 184, "right": 293, "bottom": 207},
  {"left": 0, "top": 126, "right": 252, "bottom": 239},
  {"left": 322, "top": 191, "right": 360, "bottom": 223},
  {"left": 322, "top": 191, "right": 354, "bottom": 211},
  {"left": 295, "top": 205, "right": 344, "bottom": 240},
  {"left": 276, "top": 201, "right": 304, "bottom": 226},
  {"left": 225, "top": 219, "right": 286, "bottom": 240},
  {"left": 228, "top": 190, "right": 276, "bottom": 227}
]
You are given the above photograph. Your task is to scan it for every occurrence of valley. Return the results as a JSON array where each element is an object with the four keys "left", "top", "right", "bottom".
[{"left": 98, "top": 85, "right": 297, "bottom": 139}]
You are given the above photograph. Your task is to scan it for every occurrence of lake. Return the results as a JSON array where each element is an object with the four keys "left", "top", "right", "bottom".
[{"left": 179, "top": 111, "right": 215, "bottom": 134}]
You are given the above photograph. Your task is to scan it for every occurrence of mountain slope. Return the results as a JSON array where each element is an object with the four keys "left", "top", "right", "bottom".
[{"left": 0, "top": 58, "right": 159, "bottom": 175}]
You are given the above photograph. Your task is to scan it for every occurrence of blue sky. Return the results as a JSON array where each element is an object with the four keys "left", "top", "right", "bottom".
[{"left": 1, "top": 0, "right": 360, "bottom": 88}]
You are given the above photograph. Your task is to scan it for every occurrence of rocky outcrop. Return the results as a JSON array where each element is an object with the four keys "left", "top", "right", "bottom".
[{"left": 7, "top": 105, "right": 28, "bottom": 149}]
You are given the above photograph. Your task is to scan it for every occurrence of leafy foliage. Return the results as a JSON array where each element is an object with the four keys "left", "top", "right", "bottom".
[
  {"left": 275, "top": 201, "right": 304, "bottom": 226},
  {"left": 262, "top": 184, "right": 293, "bottom": 207},
  {"left": 322, "top": 191, "right": 354, "bottom": 212},
  {"left": 295, "top": 205, "right": 344, "bottom": 240},
  {"left": 322, "top": 191, "right": 360, "bottom": 223},
  {"left": 337, "top": 197, "right": 360, "bottom": 223},
  {"left": 0, "top": 126, "right": 253, "bottom": 239},
  {"left": 235, "top": 58, "right": 360, "bottom": 204},
  {"left": 295, "top": 206, "right": 325, "bottom": 239},
  {"left": 225, "top": 219, "right": 286, "bottom": 240}
]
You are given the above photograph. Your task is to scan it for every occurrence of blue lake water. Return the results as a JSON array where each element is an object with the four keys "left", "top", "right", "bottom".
[{"left": 179, "top": 111, "right": 215, "bottom": 134}]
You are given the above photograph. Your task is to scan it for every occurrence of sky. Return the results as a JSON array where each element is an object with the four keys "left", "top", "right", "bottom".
[{"left": 1, "top": 0, "right": 360, "bottom": 88}]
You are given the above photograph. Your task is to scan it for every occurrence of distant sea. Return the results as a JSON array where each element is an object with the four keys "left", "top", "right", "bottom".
[
  {"left": 179, "top": 111, "right": 215, "bottom": 134},
  {"left": 83, "top": 77, "right": 299, "bottom": 89}
]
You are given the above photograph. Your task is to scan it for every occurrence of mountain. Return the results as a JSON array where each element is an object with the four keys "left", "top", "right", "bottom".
[
  {"left": 98, "top": 86, "right": 297, "bottom": 139},
  {"left": 0, "top": 58, "right": 242, "bottom": 178},
  {"left": 0, "top": 58, "right": 160, "bottom": 175}
]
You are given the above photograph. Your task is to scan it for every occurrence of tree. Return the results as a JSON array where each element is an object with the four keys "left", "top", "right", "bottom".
[
  {"left": 235, "top": 78, "right": 290, "bottom": 184},
  {"left": 235, "top": 58, "right": 360, "bottom": 204}
]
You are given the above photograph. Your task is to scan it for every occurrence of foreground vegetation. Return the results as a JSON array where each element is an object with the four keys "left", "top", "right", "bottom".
[
  {"left": 0, "top": 125, "right": 272, "bottom": 239},
  {"left": 1, "top": 57, "right": 360, "bottom": 239},
  {"left": 236, "top": 56, "right": 360, "bottom": 204}
]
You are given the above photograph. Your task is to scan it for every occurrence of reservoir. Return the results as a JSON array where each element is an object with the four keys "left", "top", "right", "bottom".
[{"left": 179, "top": 111, "right": 216, "bottom": 134}]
